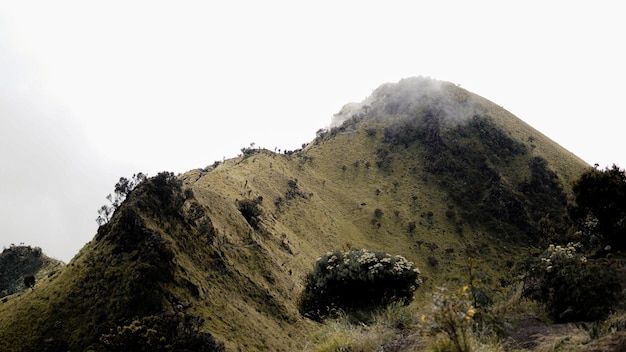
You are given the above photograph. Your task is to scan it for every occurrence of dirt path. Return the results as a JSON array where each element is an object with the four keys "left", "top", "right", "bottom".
[{"left": 506, "top": 316, "right": 626, "bottom": 352}]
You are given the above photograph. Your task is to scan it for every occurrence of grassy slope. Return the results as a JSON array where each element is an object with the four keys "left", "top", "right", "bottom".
[{"left": 0, "top": 77, "right": 590, "bottom": 351}]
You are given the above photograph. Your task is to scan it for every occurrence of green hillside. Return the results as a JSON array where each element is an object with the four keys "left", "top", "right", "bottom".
[{"left": 0, "top": 77, "right": 592, "bottom": 351}]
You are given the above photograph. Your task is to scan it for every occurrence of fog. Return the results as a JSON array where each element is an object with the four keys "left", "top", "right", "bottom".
[{"left": 0, "top": 42, "right": 114, "bottom": 260}]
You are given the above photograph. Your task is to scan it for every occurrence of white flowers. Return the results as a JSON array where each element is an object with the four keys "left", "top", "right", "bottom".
[
  {"left": 540, "top": 242, "right": 587, "bottom": 273},
  {"left": 314, "top": 248, "right": 421, "bottom": 286}
]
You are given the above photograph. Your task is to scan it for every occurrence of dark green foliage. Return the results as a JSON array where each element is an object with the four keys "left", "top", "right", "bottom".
[
  {"left": 381, "top": 107, "right": 570, "bottom": 242},
  {"left": 285, "top": 178, "right": 309, "bottom": 200},
  {"left": 90, "top": 173, "right": 180, "bottom": 313},
  {"left": 383, "top": 115, "right": 423, "bottom": 148},
  {"left": 0, "top": 245, "right": 56, "bottom": 297},
  {"left": 482, "top": 183, "right": 529, "bottom": 231},
  {"left": 237, "top": 197, "right": 263, "bottom": 229},
  {"left": 519, "top": 157, "right": 568, "bottom": 237},
  {"left": 93, "top": 205, "right": 175, "bottom": 312},
  {"left": 375, "top": 148, "right": 393, "bottom": 171},
  {"left": 521, "top": 243, "right": 623, "bottom": 322},
  {"left": 186, "top": 201, "right": 206, "bottom": 222},
  {"left": 114, "top": 172, "right": 147, "bottom": 200},
  {"left": 183, "top": 187, "right": 194, "bottom": 200},
  {"left": 138, "top": 172, "right": 184, "bottom": 215},
  {"left": 100, "top": 312, "right": 225, "bottom": 351},
  {"left": 407, "top": 221, "right": 416, "bottom": 234},
  {"left": 97, "top": 172, "right": 147, "bottom": 226},
  {"left": 570, "top": 164, "right": 626, "bottom": 249},
  {"left": 198, "top": 218, "right": 217, "bottom": 243},
  {"left": 298, "top": 248, "right": 421, "bottom": 321},
  {"left": 23, "top": 275, "right": 35, "bottom": 289}
]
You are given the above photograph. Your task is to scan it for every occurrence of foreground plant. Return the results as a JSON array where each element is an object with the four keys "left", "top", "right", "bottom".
[{"left": 419, "top": 285, "right": 477, "bottom": 352}]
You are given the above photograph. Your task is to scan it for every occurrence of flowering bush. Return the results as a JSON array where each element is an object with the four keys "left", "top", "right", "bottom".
[
  {"left": 419, "top": 286, "right": 476, "bottom": 352},
  {"left": 298, "top": 248, "right": 421, "bottom": 320},
  {"left": 523, "top": 242, "right": 623, "bottom": 322}
]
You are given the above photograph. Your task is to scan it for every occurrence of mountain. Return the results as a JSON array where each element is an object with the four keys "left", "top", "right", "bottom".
[{"left": 0, "top": 77, "right": 589, "bottom": 351}]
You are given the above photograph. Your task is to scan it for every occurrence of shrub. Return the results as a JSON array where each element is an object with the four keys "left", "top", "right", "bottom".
[
  {"left": 100, "top": 312, "right": 224, "bottom": 351},
  {"left": 419, "top": 286, "right": 476, "bottom": 352},
  {"left": 23, "top": 275, "right": 35, "bottom": 290},
  {"left": 299, "top": 248, "right": 421, "bottom": 321},
  {"left": 428, "top": 256, "right": 439, "bottom": 267},
  {"left": 522, "top": 243, "right": 623, "bottom": 322},
  {"left": 237, "top": 197, "right": 263, "bottom": 229},
  {"left": 570, "top": 164, "right": 626, "bottom": 249},
  {"left": 407, "top": 221, "right": 417, "bottom": 234}
]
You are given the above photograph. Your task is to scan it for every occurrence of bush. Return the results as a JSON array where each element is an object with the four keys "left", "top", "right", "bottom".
[
  {"left": 100, "top": 312, "right": 224, "bottom": 352},
  {"left": 237, "top": 197, "right": 263, "bottom": 229},
  {"left": 298, "top": 248, "right": 421, "bottom": 321},
  {"left": 570, "top": 164, "right": 626, "bottom": 249},
  {"left": 522, "top": 243, "right": 623, "bottom": 322},
  {"left": 419, "top": 286, "right": 476, "bottom": 352},
  {"left": 23, "top": 275, "right": 35, "bottom": 290},
  {"left": 428, "top": 256, "right": 439, "bottom": 267}
]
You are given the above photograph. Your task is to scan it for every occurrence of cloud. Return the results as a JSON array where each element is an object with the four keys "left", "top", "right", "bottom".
[
  {"left": 0, "top": 28, "right": 115, "bottom": 262},
  {"left": 329, "top": 77, "right": 481, "bottom": 129}
]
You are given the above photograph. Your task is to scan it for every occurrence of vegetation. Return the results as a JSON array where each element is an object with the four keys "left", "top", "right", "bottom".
[
  {"left": 569, "top": 164, "right": 626, "bottom": 249},
  {"left": 237, "top": 197, "right": 264, "bottom": 230},
  {"left": 22, "top": 275, "right": 35, "bottom": 290},
  {"left": 299, "top": 248, "right": 421, "bottom": 321},
  {"left": 520, "top": 242, "right": 623, "bottom": 322},
  {"left": 419, "top": 286, "right": 477, "bottom": 352},
  {"left": 100, "top": 312, "right": 224, "bottom": 352},
  {"left": 0, "top": 245, "right": 62, "bottom": 297},
  {"left": 3, "top": 77, "right": 611, "bottom": 351},
  {"left": 96, "top": 172, "right": 147, "bottom": 225},
  {"left": 381, "top": 107, "right": 572, "bottom": 243}
]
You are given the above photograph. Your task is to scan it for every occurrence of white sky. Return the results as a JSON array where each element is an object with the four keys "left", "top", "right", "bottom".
[{"left": 1, "top": 1, "right": 624, "bottom": 262}]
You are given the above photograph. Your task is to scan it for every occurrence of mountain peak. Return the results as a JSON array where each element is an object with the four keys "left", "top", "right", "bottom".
[
  {"left": 331, "top": 76, "right": 479, "bottom": 128},
  {"left": 0, "top": 78, "right": 590, "bottom": 351}
]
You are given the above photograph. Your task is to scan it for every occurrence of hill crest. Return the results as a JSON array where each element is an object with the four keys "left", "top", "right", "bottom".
[{"left": 0, "top": 77, "right": 590, "bottom": 351}]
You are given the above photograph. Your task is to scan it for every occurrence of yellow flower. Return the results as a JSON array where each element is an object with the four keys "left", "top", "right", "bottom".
[
  {"left": 462, "top": 285, "right": 469, "bottom": 293},
  {"left": 467, "top": 306, "right": 475, "bottom": 318},
  {"left": 420, "top": 315, "right": 427, "bottom": 322}
]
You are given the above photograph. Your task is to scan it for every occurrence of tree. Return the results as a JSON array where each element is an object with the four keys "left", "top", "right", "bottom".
[
  {"left": 96, "top": 173, "right": 147, "bottom": 226},
  {"left": 570, "top": 164, "right": 626, "bottom": 249}
]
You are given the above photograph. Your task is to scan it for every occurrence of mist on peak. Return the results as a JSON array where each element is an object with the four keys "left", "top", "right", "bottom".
[{"left": 330, "top": 76, "right": 485, "bottom": 129}]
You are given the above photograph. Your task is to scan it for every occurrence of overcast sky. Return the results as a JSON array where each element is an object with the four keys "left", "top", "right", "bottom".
[{"left": 1, "top": 1, "right": 624, "bottom": 262}]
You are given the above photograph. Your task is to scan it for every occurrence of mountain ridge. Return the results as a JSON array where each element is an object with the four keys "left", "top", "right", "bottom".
[{"left": 0, "top": 76, "right": 590, "bottom": 351}]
